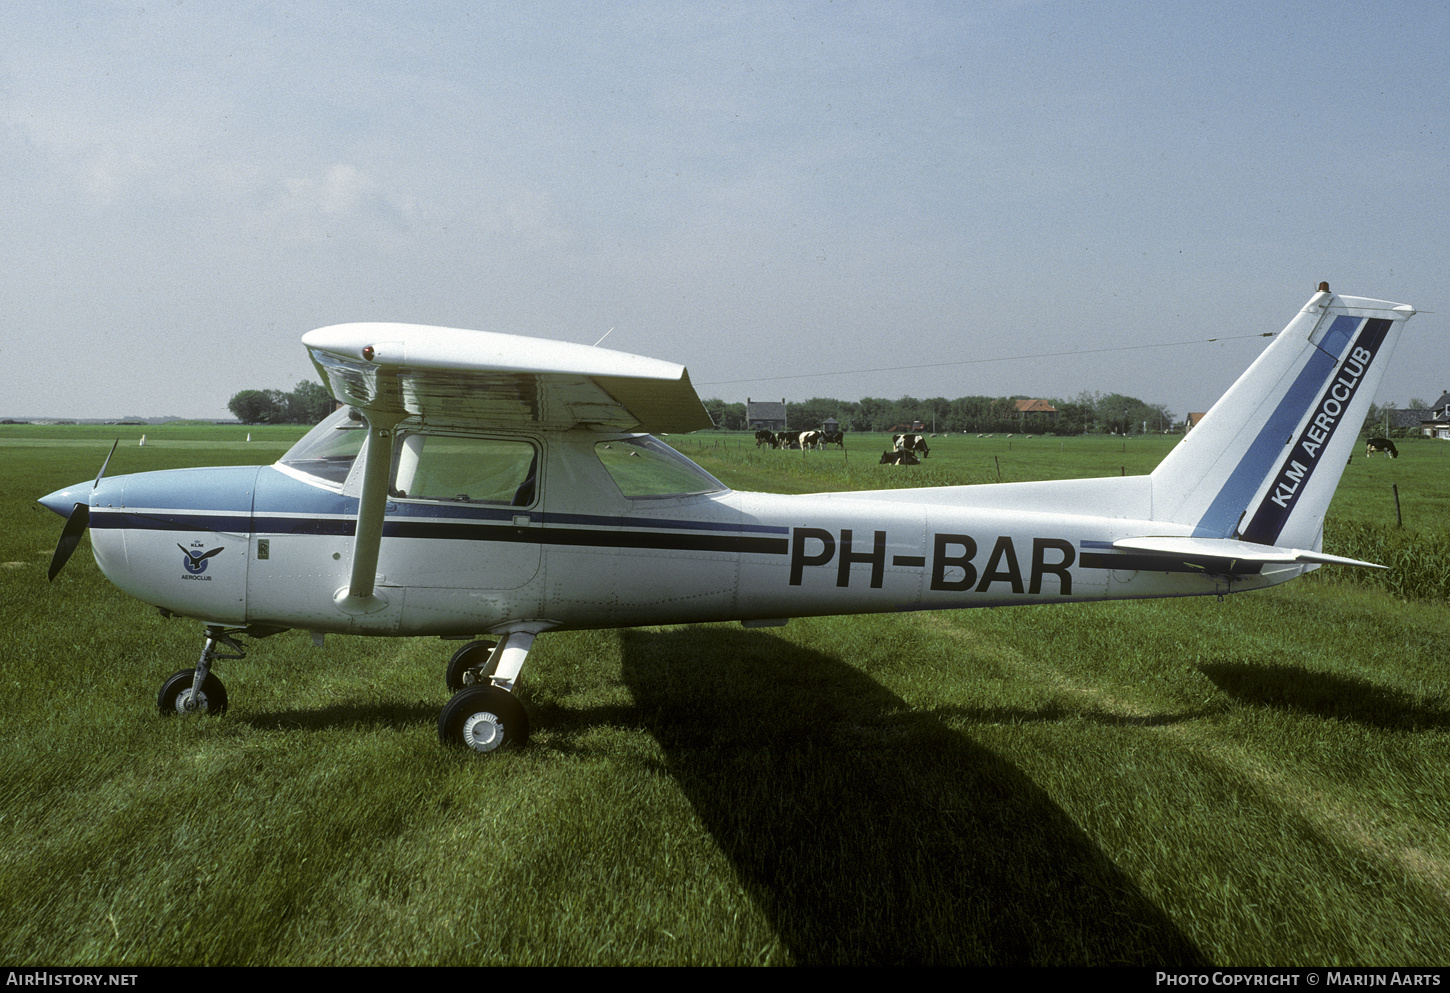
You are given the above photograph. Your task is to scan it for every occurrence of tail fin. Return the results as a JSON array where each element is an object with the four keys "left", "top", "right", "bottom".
[{"left": 1150, "top": 284, "right": 1415, "bottom": 550}]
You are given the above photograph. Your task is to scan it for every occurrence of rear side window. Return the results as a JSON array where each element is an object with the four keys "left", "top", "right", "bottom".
[
  {"left": 594, "top": 436, "right": 726, "bottom": 498},
  {"left": 391, "top": 433, "right": 538, "bottom": 506}
]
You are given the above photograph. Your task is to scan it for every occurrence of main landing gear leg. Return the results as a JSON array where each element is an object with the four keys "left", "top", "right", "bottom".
[
  {"left": 439, "top": 631, "right": 535, "bottom": 753},
  {"left": 157, "top": 625, "right": 243, "bottom": 716}
]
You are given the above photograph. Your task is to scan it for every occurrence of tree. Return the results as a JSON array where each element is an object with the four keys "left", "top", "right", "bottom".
[
  {"left": 1048, "top": 398, "right": 1092, "bottom": 436},
  {"left": 227, "top": 380, "right": 336, "bottom": 425},
  {"left": 701, "top": 398, "right": 746, "bottom": 431},
  {"left": 228, "top": 389, "right": 279, "bottom": 425},
  {"left": 1089, "top": 393, "right": 1172, "bottom": 435},
  {"left": 787, "top": 397, "right": 847, "bottom": 431},
  {"left": 288, "top": 380, "right": 335, "bottom": 423}
]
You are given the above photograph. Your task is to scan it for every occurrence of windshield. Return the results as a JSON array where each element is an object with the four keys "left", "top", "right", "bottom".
[{"left": 277, "top": 407, "right": 366, "bottom": 484}]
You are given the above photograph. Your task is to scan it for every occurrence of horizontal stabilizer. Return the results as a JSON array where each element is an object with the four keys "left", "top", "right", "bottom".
[{"left": 1113, "top": 536, "right": 1385, "bottom": 570}]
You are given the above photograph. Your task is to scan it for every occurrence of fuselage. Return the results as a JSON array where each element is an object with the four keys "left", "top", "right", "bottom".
[{"left": 40, "top": 414, "right": 1298, "bottom": 639}]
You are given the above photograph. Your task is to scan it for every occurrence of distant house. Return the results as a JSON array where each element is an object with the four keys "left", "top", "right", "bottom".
[
  {"left": 1388, "top": 408, "right": 1432, "bottom": 434},
  {"left": 1373, "top": 394, "right": 1450, "bottom": 439},
  {"left": 1186, "top": 413, "right": 1208, "bottom": 432},
  {"left": 746, "top": 398, "right": 787, "bottom": 431},
  {"left": 1008, "top": 398, "right": 1057, "bottom": 432},
  {"left": 1420, "top": 392, "right": 1450, "bottom": 440}
]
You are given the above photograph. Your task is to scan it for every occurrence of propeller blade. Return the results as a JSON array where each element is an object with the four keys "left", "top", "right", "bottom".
[
  {"left": 95, "top": 439, "right": 119, "bottom": 489},
  {"left": 48, "top": 502, "right": 90, "bottom": 582}
]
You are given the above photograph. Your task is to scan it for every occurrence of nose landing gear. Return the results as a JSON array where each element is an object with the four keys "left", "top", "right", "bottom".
[
  {"left": 157, "top": 626, "right": 245, "bottom": 716},
  {"left": 157, "top": 624, "right": 288, "bottom": 717}
]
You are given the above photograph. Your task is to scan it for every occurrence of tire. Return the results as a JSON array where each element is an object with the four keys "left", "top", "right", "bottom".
[
  {"left": 445, "top": 640, "right": 498, "bottom": 693},
  {"left": 157, "top": 668, "right": 229, "bottom": 716},
  {"left": 439, "top": 685, "right": 529, "bottom": 753}
]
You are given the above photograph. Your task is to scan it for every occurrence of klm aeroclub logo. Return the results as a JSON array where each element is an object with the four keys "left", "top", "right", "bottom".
[
  {"left": 179, "top": 542, "right": 225, "bottom": 580},
  {"left": 1241, "top": 317, "right": 1392, "bottom": 545}
]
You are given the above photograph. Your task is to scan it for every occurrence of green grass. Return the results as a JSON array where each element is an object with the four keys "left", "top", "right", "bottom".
[{"left": 2, "top": 425, "right": 1448, "bottom": 965}]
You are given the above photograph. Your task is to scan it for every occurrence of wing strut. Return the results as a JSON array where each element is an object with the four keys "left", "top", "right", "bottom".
[{"left": 334, "top": 410, "right": 402, "bottom": 615}]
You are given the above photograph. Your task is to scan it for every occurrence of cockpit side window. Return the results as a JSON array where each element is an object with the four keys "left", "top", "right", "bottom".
[{"left": 390, "top": 432, "right": 538, "bottom": 507}]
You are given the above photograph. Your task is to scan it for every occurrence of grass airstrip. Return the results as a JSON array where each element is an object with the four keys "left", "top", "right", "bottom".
[{"left": 1, "top": 425, "right": 1447, "bottom": 965}]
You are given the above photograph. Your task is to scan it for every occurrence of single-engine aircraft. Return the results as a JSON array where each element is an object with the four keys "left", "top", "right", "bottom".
[{"left": 39, "top": 283, "right": 1416, "bottom": 753}]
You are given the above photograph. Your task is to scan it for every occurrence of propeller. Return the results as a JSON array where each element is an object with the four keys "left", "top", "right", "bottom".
[
  {"left": 46, "top": 439, "right": 118, "bottom": 582},
  {"left": 48, "top": 503, "right": 90, "bottom": 581}
]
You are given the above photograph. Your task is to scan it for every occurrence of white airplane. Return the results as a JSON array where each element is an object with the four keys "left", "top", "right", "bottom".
[{"left": 39, "top": 283, "right": 1415, "bottom": 753}]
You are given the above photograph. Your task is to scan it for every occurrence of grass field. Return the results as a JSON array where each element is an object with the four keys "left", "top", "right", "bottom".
[{"left": 2, "top": 425, "right": 1448, "bottom": 965}]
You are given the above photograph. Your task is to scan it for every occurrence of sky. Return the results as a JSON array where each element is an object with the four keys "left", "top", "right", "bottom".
[{"left": 3, "top": 1, "right": 1447, "bottom": 421}]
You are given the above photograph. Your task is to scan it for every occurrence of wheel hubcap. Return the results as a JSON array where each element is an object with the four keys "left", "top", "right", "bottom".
[
  {"left": 461, "top": 711, "right": 504, "bottom": 751},
  {"left": 177, "top": 688, "right": 208, "bottom": 713}
]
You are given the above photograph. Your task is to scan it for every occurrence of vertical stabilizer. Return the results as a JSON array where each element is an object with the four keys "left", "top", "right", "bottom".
[{"left": 1150, "top": 285, "right": 1415, "bottom": 550}]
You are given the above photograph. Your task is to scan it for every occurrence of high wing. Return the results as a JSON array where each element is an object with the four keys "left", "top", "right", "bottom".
[{"left": 302, "top": 322, "right": 714, "bottom": 434}]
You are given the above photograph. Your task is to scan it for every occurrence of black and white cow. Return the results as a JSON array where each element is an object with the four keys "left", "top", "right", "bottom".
[
  {"left": 879, "top": 450, "right": 920, "bottom": 465},
  {"left": 799, "top": 430, "right": 823, "bottom": 451},
  {"left": 1365, "top": 437, "right": 1399, "bottom": 458},
  {"left": 755, "top": 429, "right": 779, "bottom": 448},
  {"left": 821, "top": 430, "right": 845, "bottom": 450},
  {"left": 892, "top": 433, "right": 930, "bottom": 458}
]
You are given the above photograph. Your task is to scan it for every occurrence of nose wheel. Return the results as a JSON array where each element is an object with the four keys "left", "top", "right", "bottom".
[
  {"left": 157, "top": 668, "right": 229, "bottom": 715},
  {"left": 156, "top": 624, "right": 265, "bottom": 716}
]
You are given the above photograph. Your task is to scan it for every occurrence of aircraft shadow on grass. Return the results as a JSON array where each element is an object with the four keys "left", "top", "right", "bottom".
[
  {"left": 1199, "top": 661, "right": 1450, "bottom": 732},
  {"left": 619, "top": 627, "right": 1210, "bottom": 967}
]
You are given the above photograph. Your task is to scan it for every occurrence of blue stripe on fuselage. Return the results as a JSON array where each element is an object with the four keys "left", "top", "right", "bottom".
[{"left": 96, "top": 507, "right": 787, "bottom": 555}]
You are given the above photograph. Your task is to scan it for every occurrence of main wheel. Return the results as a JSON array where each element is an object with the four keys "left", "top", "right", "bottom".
[
  {"left": 445, "top": 640, "right": 498, "bottom": 692},
  {"left": 157, "top": 668, "right": 229, "bottom": 716},
  {"left": 439, "top": 685, "right": 529, "bottom": 753}
]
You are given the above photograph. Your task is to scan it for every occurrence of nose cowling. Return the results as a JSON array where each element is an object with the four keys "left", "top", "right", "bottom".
[
  {"left": 38, "top": 482, "right": 90, "bottom": 518},
  {"left": 79, "top": 465, "right": 258, "bottom": 623}
]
